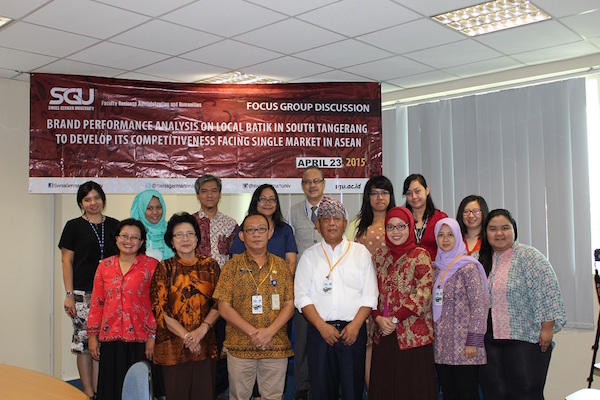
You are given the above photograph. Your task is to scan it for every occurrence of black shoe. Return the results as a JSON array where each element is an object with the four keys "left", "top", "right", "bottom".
[{"left": 294, "top": 389, "right": 310, "bottom": 400}]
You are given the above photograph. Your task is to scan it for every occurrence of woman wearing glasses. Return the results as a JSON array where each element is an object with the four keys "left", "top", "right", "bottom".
[
  {"left": 456, "top": 195, "right": 489, "bottom": 259},
  {"left": 230, "top": 183, "right": 298, "bottom": 274},
  {"left": 369, "top": 206, "right": 437, "bottom": 400},
  {"left": 150, "top": 212, "right": 221, "bottom": 400},
  {"left": 354, "top": 175, "right": 396, "bottom": 389},
  {"left": 87, "top": 218, "right": 158, "bottom": 400},
  {"left": 403, "top": 174, "right": 447, "bottom": 261}
]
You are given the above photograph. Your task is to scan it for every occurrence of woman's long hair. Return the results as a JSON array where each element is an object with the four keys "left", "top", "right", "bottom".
[
  {"left": 403, "top": 173, "right": 437, "bottom": 221},
  {"left": 456, "top": 195, "right": 489, "bottom": 236},
  {"left": 479, "top": 208, "right": 518, "bottom": 274},
  {"left": 248, "top": 184, "right": 284, "bottom": 228},
  {"left": 355, "top": 175, "right": 395, "bottom": 238}
]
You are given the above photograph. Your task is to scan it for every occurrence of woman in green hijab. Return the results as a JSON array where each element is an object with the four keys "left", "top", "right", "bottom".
[{"left": 130, "top": 189, "right": 174, "bottom": 261}]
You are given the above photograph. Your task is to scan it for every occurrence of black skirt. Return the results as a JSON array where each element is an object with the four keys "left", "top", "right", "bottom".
[{"left": 97, "top": 341, "right": 146, "bottom": 400}]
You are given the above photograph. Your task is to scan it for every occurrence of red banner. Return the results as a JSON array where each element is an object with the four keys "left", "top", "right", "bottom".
[{"left": 30, "top": 74, "right": 381, "bottom": 193}]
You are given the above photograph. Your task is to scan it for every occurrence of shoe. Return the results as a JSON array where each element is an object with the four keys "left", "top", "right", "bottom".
[{"left": 294, "top": 389, "right": 310, "bottom": 400}]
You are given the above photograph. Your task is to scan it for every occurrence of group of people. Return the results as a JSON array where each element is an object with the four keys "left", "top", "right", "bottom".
[{"left": 59, "top": 169, "right": 567, "bottom": 400}]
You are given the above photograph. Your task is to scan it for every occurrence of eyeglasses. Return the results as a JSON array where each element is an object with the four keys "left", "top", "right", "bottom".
[
  {"left": 243, "top": 227, "right": 269, "bottom": 235},
  {"left": 385, "top": 223, "right": 408, "bottom": 232},
  {"left": 173, "top": 231, "right": 197, "bottom": 239},
  {"left": 302, "top": 178, "right": 324, "bottom": 186},
  {"left": 258, "top": 197, "right": 278, "bottom": 204},
  {"left": 118, "top": 234, "right": 141, "bottom": 242},
  {"left": 463, "top": 209, "right": 482, "bottom": 216},
  {"left": 369, "top": 191, "right": 390, "bottom": 197}
]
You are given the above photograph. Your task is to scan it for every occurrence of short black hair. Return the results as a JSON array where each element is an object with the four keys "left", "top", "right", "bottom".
[
  {"left": 76, "top": 181, "right": 106, "bottom": 210},
  {"left": 115, "top": 218, "right": 147, "bottom": 255},
  {"left": 164, "top": 212, "right": 201, "bottom": 251},
  {"left": 240, "top": 213, "right": 270, "bottom": 231},
  {"left": 194, "top": 174, "right": 222, "bottom": 194}
]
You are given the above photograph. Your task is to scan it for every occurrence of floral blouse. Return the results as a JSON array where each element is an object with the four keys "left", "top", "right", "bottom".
[{"left": 372, "top": 246, "right": 434, "bottom": 350}]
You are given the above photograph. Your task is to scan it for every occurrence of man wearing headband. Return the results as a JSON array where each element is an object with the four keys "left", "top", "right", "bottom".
[{"left": 294, "top": 196, "right": 379, "bottom": 400}]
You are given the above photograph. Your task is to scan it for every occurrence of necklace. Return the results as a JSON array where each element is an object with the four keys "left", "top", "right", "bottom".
[
  {"left": 414, "top": 216, "right": 428, "bottom": 244},
  {"left": 84, "top": 214, "right": 105, "bottom": 262}
]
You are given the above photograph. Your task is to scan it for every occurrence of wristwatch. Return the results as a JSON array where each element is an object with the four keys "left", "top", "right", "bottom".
[
  {"left": 66, "top": 291, "right": 73, "bottom": 297},
  {"left": 391, "top": 316, "right": 398, "bottom": 324}
]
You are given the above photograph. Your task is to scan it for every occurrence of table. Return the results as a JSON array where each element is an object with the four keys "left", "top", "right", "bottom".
[{"left": 0, "top": 364, "right": 88, "bottom": 400}]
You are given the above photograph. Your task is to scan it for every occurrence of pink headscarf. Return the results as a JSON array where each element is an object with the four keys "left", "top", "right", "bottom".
[{"left": 433, "top": 218, "right": 488, "bottom": 322}]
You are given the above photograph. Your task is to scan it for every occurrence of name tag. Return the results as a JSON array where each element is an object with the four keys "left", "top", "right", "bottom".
[
  {"left": 322, "top": 278, "right": 332, "bottom": 294},
  {"left": 434, "top": 288, "right": 443, "bottom": 307},
  {"left": 272, "top": 294, "right": 280, "bottom": 310},
  {"left": 252, "top": 295, "right": 263, "bottom": 314}
]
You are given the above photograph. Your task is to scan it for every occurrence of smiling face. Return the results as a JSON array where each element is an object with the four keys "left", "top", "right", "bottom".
[
  {"left": 256, "top": 188, "right": 277, "bottom": 218},
  {"left": 486, "top": 215, "right": 515, "bottom": 253},
  {"left": 172, "top": 222, "right": 198, "bottom": 258},
  {"left": 240, "top": 214, "right": 271, "bottom": 253},
  {"left": 302, "top": 168, "right": 325, "bottom": 205},
  {"left": 436, "top": 224, "right": 456, "bottom": 252},
  {"left": 145, "top": 196, "right": 163, "bottom": 224},
  {"left": 404, "top": 179, "right": 429, "bottom": 211},
  {"left": 316, "top": 214, "right": 347, "bottom": 247},
  {"left": 385, "top": 217, "right": 409, "bottom": 246},
  {"left": 80, "top": 189, "right": 104, "bottom": 216},
  {"left": 116, "top": 225, "right": 143, "bottom": 257},
  {"left": 462, "top": 200, "right": 483, "bottom": 233}
]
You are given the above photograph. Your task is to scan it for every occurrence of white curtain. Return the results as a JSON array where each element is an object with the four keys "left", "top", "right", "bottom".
[{"left": 383, "top": 78, "right": 593, "bottom": 329}]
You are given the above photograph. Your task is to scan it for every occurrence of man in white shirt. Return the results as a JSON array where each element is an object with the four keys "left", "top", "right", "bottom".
[{"left": 294, "top": 196, "right": 378, "bottom": 400}]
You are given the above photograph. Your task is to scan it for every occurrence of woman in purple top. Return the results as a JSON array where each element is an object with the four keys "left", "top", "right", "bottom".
[{"left": 433, "top": 218, "right": 488, "bottom": 400}]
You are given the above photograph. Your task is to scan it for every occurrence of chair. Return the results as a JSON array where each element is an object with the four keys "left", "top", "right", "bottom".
[{"left": 122, "top": 360, "right": 153, "bottom": 400}]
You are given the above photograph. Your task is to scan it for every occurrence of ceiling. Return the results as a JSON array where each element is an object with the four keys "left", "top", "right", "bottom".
[{"left": 1, "top": 0, "right": 599, "bottom": 100}]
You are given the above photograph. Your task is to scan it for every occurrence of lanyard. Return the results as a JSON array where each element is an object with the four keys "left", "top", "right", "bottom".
[
  {"left": 437, "top": 254, "right": 466, "bottom": 288},
  {"left": 84, "top": 214, "right": 105, "bottom": 261},
  {"left": 244, "top": 257, "right": 274, "bottom": 293},
  {"left": 321, "top": 241, "right": 351, "bottom": 279}
]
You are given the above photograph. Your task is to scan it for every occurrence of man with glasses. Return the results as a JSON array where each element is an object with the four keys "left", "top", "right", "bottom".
[
  {"left": 286, "top": 166, "right": 326, "bottom": 400},
  {"left": 192, "top": 174, "right": 238, "bottom": 399},
  {"left": 214, "top": 213, "right": 294, "bottom": 400},
  {"left": 294, "top": 197, "right": 378, "bottom": 400}
]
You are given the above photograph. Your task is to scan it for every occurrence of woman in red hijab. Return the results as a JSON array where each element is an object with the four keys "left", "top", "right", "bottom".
[{"left": 368, "top": 207, "right": 437, "bottom": 400}]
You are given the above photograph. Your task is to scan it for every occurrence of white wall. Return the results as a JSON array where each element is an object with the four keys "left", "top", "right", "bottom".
[{"left": 1, "top": 76, "right": 597, "bottom": 399}]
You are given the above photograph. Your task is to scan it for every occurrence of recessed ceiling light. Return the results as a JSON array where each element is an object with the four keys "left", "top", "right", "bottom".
[
  {"left": 0, "top": 16, "right": 13, "bottom": 30},
  {"left": 198, "top": 71, "right": 281, "bottom": 84},
  {"left": 431, "top": 0, "right": 551, "bottom": 37}
]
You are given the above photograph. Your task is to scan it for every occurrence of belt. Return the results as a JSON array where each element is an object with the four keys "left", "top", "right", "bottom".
[{"left": 326, "top": 320, "right": 351, "bottom": 329}]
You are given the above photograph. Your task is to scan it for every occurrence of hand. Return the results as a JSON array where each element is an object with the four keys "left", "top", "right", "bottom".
[
  {"left": 64, "top": 296, "right": 75, "bottom": 318},
  {"left": 318, "top": 322, "right": 341, "bottom": 346},
  {"left": 183, "top": 330, "right": 202, "bottom": 354},
  {"left": 251, "top": 328, "right": 275, "bottom": 350},
  {"left": 88, "top": 336, "right": 100, "bottom": 361},
  {"left": 340, "top": 322, "right": 361, "bottom": 346},
  {"left": 539, "top": 326, "right": 553, "bottom": 352},
  {"left": 465, "top": 345, "right": 476, "bottom": 359},
  {"left": 145, "top": 338, "right": 155, "bottom": 360},
  {"left": 375, "top": 316, "right": 396, "bottom": 336}
]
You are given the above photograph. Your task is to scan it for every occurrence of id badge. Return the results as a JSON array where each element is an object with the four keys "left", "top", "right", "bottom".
[
  {"left": 322, "top": 278, "right": 333, "bottom": 294},
  {"left": 252, "top": 295, "right": 263, "bottom": 314},
  {"left": 272, "top": 294, "right": 280, "bottom": 311},
  {"left": 434, "top": 288, "right": 443, "bottom": 306}
]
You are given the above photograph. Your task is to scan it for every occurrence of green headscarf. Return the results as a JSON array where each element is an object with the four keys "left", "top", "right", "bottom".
[{"left": 130, "top": 189, "right": 174, "bottom": 260}]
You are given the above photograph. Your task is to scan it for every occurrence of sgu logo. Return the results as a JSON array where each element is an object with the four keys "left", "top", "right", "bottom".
[{"left": 49, "top": 87, "right": 95, "bottom": 105}]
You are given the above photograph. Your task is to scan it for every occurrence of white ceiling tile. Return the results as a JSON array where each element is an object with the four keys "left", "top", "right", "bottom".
[
  {"left": 298, "top": 0, "right": 420, "bottom": 37},
  {"left": 243, "top": 56, "right": 332, "bottom": 81},
  {"left": 560, "top": 9, "right": 600, "bottom": 39},
  {"left": 535, "top": 0, "right": 600, "bottom": 18},
  {"left": 406, "top": 40, "right": 503, "bottom": 69},
  {"left": 0, "top": 47, "right": 57, "bottom": 72},
  {"left": 0, "top": 0, "right": 48, "bottom": 19},
  {"left": 291, "top": 69, "right": 373, "bottom": 83},
  {"left": 235, "top": 18, "right": 345, "bottom": 54},
  {"left": 388, "top": 70, "right": 459, "bottom": 89},
  {"left": 23, "top": 0, "right": 150, "bottom": 39},
  {"left": 0, "top": 22, "right": 98, "bottom": 57},
  {"left": 68, "top": 42, "right": 171, "bottom": 70},
  {"left": 182, "top": 40, "right": 282, "bottom": 70},
  {"left": 295, "top": 40, "right": 394, "bottom": 69},
  {"left": 344, "top": 56, "right": 433, "bottom": 81},
  {"left": 244, "top": 0, "right": 338, "bottom": 16},
  {"left": 444, "top": 57, "right": 524, "bottom": 78},
  {"left": 32, "top": 59, "right": 127, "bottom": 78},
  {"left": 162, "top": 0, "right": 286, "bottom": 37},
  {"left": 392, "top": 0, "right": 483, "bottom": 17},
  {"left": 136, "top": 57, "right": 229, "bottom": 82},
  {"left": 381, "top": 82, "right": 404, "bottom": 94},
  {"left": 358, "top": 19, "right": 464, "bottom": 54},
  {"left": 94, "top": 0, "right": 195, "bottom": 17},
  {"left": 475, "top": 20, "right": 583, "bottom": 54},
  {"left": 110, "top": 20, "right": 222, "bottom": 56},
  {"left": 511, "top": 42, "right": 600, "bottom": 65},
  {"left": 589, "top": 37, "right": 600, "bottom": 49},
  {"left": 0, "top": 67, "right": 21, "bottom": 79},
  {"left": 113, "top": 71, "right": 182, "bottom": 82}
]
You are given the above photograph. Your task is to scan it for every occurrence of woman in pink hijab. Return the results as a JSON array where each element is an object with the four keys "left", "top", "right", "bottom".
[{"left": 433, "top": 218, "right": 488, "bottom": 400}]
